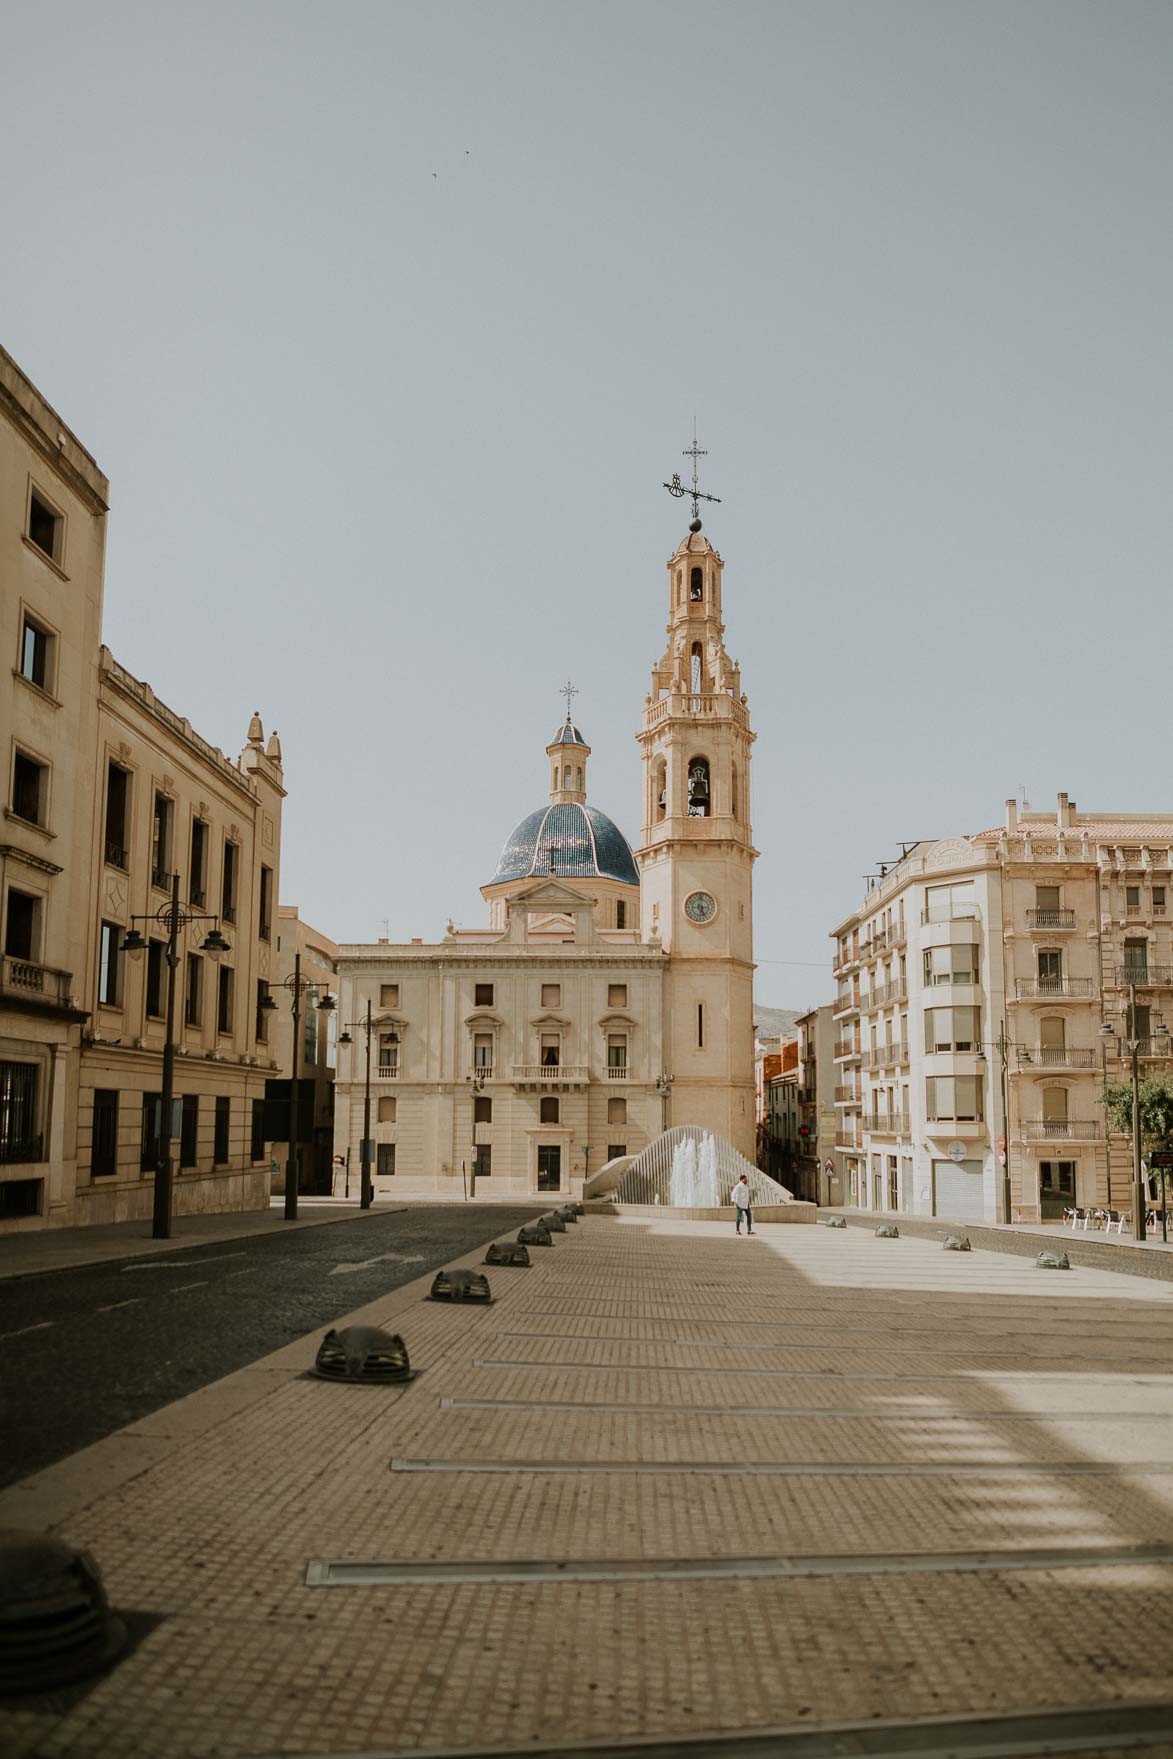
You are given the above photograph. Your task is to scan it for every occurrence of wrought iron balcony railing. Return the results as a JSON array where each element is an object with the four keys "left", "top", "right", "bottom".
[
  {"left": 1016, "top": 1047, "right": 1097, "bottom": 1069},
  {"left": 1114, "top": 966, "right": 1173, "bottom": 988},
  {"left": 1026, "top": 909, "right": 1076, "bottom": 930},
  {"left": 1014, "top": 978, "right": 1095, "bottom": 999},
  {"left": 1021, "top": 1119, "right": 1102, "bottom": 1141}
]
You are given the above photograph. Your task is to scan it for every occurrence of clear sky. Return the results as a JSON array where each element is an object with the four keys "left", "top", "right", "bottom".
[{"left": 4, "top": 1, "right": 1171, "bottom": 1009}]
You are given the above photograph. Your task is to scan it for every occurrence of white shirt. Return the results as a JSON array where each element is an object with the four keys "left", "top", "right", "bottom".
[{"left": 731, "top": 1182, "right": 752, "bottom": 1209}]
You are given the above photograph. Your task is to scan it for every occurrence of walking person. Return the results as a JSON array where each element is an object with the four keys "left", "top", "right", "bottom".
[{"left": 732, "top": 1172, "right": 754, "bottom": 1235}]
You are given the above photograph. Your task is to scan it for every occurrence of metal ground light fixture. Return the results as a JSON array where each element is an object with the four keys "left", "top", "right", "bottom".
[
  {"left": 260, "top": 952, "right": 335, "bottom": 1221},
  {"left": 121, "top": 870, "right": 231, "bottom": 1239}
]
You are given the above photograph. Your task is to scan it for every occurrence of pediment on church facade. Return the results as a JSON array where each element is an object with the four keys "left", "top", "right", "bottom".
[
  {"left": 372, "top": 1012, "right": 407, "bottom": 1030},
  {"left": 464, "top": 1008, "right": 505, "bottom": 1028},
  {"left": 529, "top": 1011, "right": 570, "bottom": 1029},
  {"left": 597, "top": 1011, "right": 638, "bottom": 1029},
  {"left": 509, "top": 878, "right": 594, "bottom": 912}
]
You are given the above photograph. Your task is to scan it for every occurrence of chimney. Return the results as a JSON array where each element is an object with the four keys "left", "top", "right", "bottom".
[
  {"left": 1057, "top": 791, "right": 1072, "bottom": 828},
  {"left": 1005, "top": 798, "right": 1018, "bottom": 834},
  {"left": 411, "top": 937, "right": 423, "bottom": 945}
]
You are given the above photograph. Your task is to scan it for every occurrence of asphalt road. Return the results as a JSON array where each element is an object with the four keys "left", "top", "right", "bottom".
[{"left": 0, "top": 1204, "right": 543, "bottom": 1488}]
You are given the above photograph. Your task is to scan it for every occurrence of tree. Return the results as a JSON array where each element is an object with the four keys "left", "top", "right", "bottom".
[{"left": 1104, "top": 1071, "right": 1173, "bottom": 1147}]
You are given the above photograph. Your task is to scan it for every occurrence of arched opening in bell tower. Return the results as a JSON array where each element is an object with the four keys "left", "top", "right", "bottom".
[
  {"left": 690, "top": 566, "right": 703, "bottom": 602},
  {"left": 687, "top": 756, "right": 711, "bottom": 818},
  {"left": 653, "top": 758, "right": 667, "bottom": 823},
  {"left": 690, "top": 642, "right": 703, "bottom": 694}
]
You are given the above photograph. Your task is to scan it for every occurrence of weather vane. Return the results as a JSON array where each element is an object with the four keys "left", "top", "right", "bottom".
[
  {"left": 560, "top": 679, "right": 578, "bottom": 721},
  {"left": 663, "top": 421, "right": 722, "bottom": 527}
]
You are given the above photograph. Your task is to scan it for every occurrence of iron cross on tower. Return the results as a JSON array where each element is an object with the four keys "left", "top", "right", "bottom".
[
  {"left": 560, "top": 679, "right": 578, "bottom": 722},
  {"left": 663, "top": 424, "right": 722, "bottom": 529}
]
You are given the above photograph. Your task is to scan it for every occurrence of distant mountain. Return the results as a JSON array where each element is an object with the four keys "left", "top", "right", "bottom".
[{"left": 753, "top": 1005, "right": 803, "bottom": 1041}]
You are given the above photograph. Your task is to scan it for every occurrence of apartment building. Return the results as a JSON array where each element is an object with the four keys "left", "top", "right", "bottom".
[
  {"left": 1, "top": 342, "right": 286, "bottom": 1231},
  {"left": 1, "top": 346, "right": 107, "bottom": 1223},
  {"left": 831, "top": 794, "right": 1173, "bottom": 1224},
  {"left": 794, "top": 1004, "right": 838, "bottom": 1205},
  {"left": 78, "top": 675, "right": 285, "bottom": 1224}
]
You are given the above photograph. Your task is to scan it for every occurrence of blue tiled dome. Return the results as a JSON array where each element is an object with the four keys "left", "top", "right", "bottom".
[{"left": 491, "top": 802, "right": 639, "bottom": 887}]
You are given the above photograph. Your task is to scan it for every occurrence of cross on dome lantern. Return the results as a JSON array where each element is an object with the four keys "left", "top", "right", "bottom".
[{"left": 663, "top": 423, "right": 722, "bottom": 529}]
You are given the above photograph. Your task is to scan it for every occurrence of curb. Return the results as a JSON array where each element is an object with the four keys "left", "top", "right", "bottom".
[{"left": 821, "top": 1209, "right": 1173, "bottom": 1284}]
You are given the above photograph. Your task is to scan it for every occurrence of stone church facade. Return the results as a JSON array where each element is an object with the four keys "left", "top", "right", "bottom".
[{"left": 332, "top": 518, "right": 758, "bottom": 1201}]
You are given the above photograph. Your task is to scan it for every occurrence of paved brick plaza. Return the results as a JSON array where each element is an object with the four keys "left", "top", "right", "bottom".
[{"left": 4, "top": 1216, "right": 1173, "bottom": 1757}]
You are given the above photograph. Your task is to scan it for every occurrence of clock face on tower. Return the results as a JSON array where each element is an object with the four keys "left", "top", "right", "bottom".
[{"left": 684, "top": 890, "right": 717, "bottom": 924}]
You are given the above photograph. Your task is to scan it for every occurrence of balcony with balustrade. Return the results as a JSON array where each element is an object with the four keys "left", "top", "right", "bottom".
[
  {"left": 0, "top": 955, "right": 80, "bottom": 1019},
  {"left": 833, "top": 1038, "right": 861, "bottom": 1062},
  {"left": 513, "top": 1063, "right": 590, "bottom": 1089}
]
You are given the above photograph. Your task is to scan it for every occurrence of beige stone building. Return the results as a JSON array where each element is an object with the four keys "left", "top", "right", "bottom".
[
  {"left": 1, "top": 342, "right": 285, "bottom": 1231},
  {"left": 794, "top": 1004, "right": 837, "bottom": 1204},
  {"left": 333, "top": 518, "right": 759, "bottom": 1200},
  {"left": 78, "top": 674, "right": 285, "bottom": 1223},
  {"left": 1, "top": 345, "right": 107, "bottom": 1223},
  {"left": 830, "top": 795, "right": 1173, "bottom": 1224}
]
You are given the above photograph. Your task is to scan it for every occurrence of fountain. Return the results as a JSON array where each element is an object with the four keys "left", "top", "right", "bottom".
[{"left": 584, "top": 1124, "right": 816, "bottom": 1222}]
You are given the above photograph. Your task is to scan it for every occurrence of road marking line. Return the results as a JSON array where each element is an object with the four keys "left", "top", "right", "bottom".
[
  {"left": 95, "top": 1299, "right": 143, "bottom": 1313},
  {"left": 330, "top": 1252, "right": 425, "bottom": 1276},
  {"left": 0, "top": 1320, "right": 53, "bottom": 1340},
  {"left": 170, "top": 1281, "right": 209, "bottom": 1293},
  {"left": 121, "top": 1251, "right": 248, "bottom": 1273}
]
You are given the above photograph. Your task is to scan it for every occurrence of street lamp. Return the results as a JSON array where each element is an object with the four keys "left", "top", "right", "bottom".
[
  {"left": 1100, "top": 985, "right": 1169, "bottom": 1243},
  {"left": 975, "top": 1022, "right": 1012, "bottom": 1223},
  {"left": 655, "top": 1070, "right": 673, "bottom": 1132},
  {"left": 121, "top": 871, "right": 230, "bottom": 1239},
  {"left": 338, "top": 1000, "right": 381, "bottom": 1210},
  {"left": 260, "top": 952, "right": 335, "bottom": 1221},
  {"left": 464, "top": 1062, "right": 489, "bottom": 1199}
]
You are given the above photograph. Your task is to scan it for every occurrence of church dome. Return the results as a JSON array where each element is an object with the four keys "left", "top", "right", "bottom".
[
  {"left": 490, "top": 802, "right": 639, "bottom": 887},
  {"left": 550, "top": 721, "right": 585, "bottom": 746}
]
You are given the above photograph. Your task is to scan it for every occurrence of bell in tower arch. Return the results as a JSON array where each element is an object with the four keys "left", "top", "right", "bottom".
[
  {"left": 690, "top": 566, "right": 704, "bottom": 601},
  {"left": 687, "top": 758, "right": 711, "bottom": 817}
]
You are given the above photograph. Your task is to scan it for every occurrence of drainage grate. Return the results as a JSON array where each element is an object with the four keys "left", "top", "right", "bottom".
[
  {"left": 305, "top": 1540, "right": 1173, "bottom": 1589},
  {"left": 390, "top": 1457, "right": 1173, "bottom": 1478}
]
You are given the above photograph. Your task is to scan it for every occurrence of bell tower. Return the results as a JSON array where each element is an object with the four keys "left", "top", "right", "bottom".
[{"left": 636, "top": 465, "right": 757, "bottom": 1160}]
